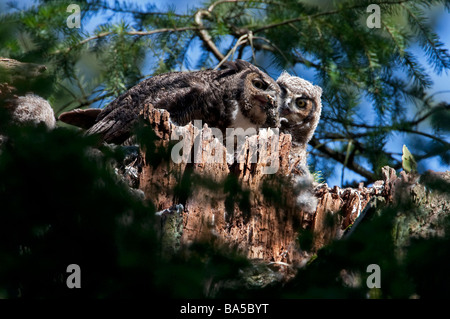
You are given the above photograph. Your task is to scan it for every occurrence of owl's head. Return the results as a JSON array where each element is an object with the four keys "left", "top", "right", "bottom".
[
  {"left": 9, "top": 94, "right": 56, "bottom": 129},
  {"left": 221, "top": 60, "right": 280, "bottom": 128},
  {"left": 276, "top": 71, "right": 322, "bottom": 145}
]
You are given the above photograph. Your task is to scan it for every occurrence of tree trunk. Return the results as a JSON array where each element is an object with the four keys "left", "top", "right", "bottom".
[{"left": 135, "top": 108, "right": 449, "bottom": 271}]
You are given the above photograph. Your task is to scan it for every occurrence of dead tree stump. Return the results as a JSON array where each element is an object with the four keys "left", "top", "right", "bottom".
[
  {"left": 139, "top": 108, "right": 307, "bottom": 265},
  {"left": 135, "top": 108, "right": 449, "bottom": 269}
]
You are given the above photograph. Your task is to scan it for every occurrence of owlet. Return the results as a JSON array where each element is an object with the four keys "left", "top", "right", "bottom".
[{"left": 276, "top": 71, "right": 323, "bottom": 214}]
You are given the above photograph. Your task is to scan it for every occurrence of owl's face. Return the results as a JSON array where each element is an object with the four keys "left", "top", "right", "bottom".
[
  {"left": 238, "top": 67, "right": 280, "bottom": 128},
  {"left": 276, "top": 72, "right": 322, "bottom": 144},
  {"left": 279, "top": 94, "right": 316, "bottom": 124}
]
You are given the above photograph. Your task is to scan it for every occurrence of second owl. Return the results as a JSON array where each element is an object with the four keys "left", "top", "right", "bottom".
[{"left": 276, "top": 71, "right": 323, "bottom": 214}]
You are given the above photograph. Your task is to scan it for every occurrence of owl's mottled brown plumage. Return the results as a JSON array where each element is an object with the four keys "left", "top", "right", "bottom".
[{"left": 59, "top": 60, "right": 280, "bottom": 144}]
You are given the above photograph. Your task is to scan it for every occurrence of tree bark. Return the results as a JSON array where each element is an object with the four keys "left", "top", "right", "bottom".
[
  {"left": 0, "top": 57, "right": 49, "bottom": 105},
  {"left": 135, "top": 108, "right": 449, "bottom": 271},
  {"left": 0, "top": 57, "right": 48, "bottom": 87}
]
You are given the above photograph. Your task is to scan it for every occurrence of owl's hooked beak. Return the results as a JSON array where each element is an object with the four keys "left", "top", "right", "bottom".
[
  {"left": 254, "top": 92, "right": 277, "bottom": 106},
  {"left": 253, "top": 94, "right": 269, "bottom": 105},
  {"left": 279, "top": 106, "right": 292, "bottom": 116}
]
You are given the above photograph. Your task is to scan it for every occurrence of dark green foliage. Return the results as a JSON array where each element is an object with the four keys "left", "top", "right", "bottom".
[
  {"left": 404, "top": 216, "right": 450, "bottom": 298},
  {"left": 172, "top": 166, "right": 194, "bottom": 206},
  {"left": 297, "top": 229, "right": 314, "bottom": 252},
  {"left": 420, "top": 169, "right": 450, "bottom": 192},
  {"left": 0, "top": 111, "right": 154, "bottom": 298},
  {"left": 0, "top": 111, "right": 253, "bottom": 298},
  {"left": 134, "top": 120, "right": 173, "bottom": 167},
  {"left": 155, "top": 241, "right": 250, "bottom": 298},
  {"left": 261, "top": 175, "right": 289, "bottom": 208},
  {"left": 224, "top": 174, "right": 251, "bottom": 219}
]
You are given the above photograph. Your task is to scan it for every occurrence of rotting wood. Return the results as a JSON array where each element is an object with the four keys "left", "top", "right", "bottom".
[{"left": 133, "top": 108, "right": 449, "bottom": 270}]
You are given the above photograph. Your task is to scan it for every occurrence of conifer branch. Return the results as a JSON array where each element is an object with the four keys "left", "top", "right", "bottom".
[
  {"left": 94, "top": 2, "right": 190, "bottom": 18},
  {"left": 411, "top": 102, "right": 450, "bottom": 126},
  {"left": 253, "top": 0, "right": 413, "bottom": 34},
  {"left": 400, "top": 2, "right": 450, "bottom": 72},
  {"left": 309, "top": 137, "right": 377, "bottom": 182},
  {"left": 207, "top": 0, "right": 242, "bottom": 12},
  {"left": 55, "top": 92, "right": 115, "bottom": 115},
  {"left": 53, "top": 27, "right": 198, "bottom": 55},
  {"left": 332, "top": 120, "right": 450, "bottom": 146},
  {"left": 194, "top": 10, "right": 225, "bottom": 61},
  {"left": 194, "top": 0, "right": 285, "bottom": 62},
  {"left": 382, "top": 22, "right": 432, "bottom": 88},
  {"left": 215, "top": 34, "right": 248, "bottom": 69}
]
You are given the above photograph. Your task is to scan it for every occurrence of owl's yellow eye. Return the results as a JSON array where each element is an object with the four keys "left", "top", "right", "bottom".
[
  {"left": 252, "top": 79, "right": 267, "bottom": 90},
  {"left": 295, "top": 98, "right": 307, "bottom": 108}
]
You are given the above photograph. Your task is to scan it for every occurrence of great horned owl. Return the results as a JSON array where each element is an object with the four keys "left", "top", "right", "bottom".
[
  {"left": 59, "top": 60, "right": 280, "bottom": 144},
  {"left": 276, "top": 71, "right": 322, "bottom": 214},
  {"left": 10, "top": 94, "right": 56, "bottom": 129},
  {"left": 1, "top": 92, "right": 55, "bottom": 129},
  {"left": 277, "top": 71, "right": 322, "bottom": 149},
  {"left": 0, "top": 92, "right": 55, "bottom": 145}
]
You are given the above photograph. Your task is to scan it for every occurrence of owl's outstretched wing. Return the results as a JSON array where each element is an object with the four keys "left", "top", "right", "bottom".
[
  {"left": 59, "top": 60, "right": 264, "bottom": 144},
  {"left": 59, "top": 108, "right": 101, "bottom": 130},
  {"left": 83, "top": 71, "right": 215, "bottom": 144}
]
